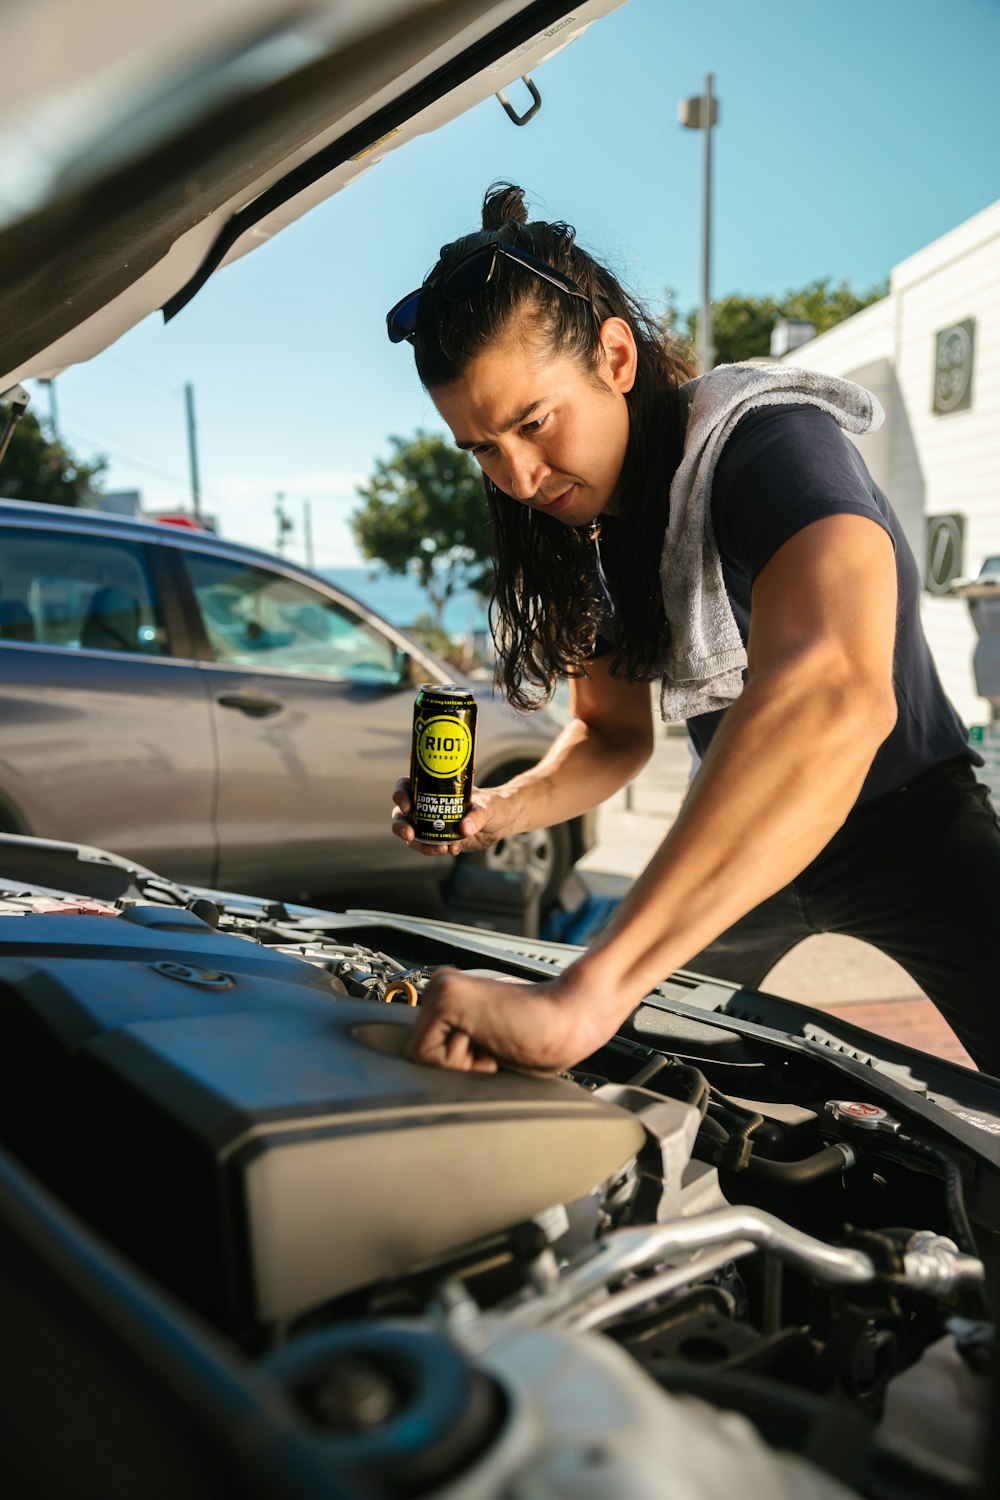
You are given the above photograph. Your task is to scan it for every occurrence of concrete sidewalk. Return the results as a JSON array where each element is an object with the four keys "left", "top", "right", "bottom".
[{"left": 574, "top": 728, "right": 975, "bottom": 1069}]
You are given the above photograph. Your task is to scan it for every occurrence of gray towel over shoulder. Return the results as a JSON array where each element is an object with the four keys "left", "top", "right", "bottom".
[{"left": 659, "top": 361, "right": 885, "bottom": 723}]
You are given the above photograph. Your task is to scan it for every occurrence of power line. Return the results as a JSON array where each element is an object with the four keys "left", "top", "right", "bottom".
[
  {"left": 102, "top": 353, "right": 184, "bottom": 399},
  {"left": 57, "top": 410, "right": 357, "bottom": 524},
  {"left": 59, "top": 417, "right": 228, "bottom": 512},
  {"left": 60, "top": 424, "right": 198, "bottom": 492}
]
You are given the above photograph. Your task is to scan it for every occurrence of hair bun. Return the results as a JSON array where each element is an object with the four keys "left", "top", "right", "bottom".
[{"left": 481, "top": 181, "right": 529, "bottom": 231}]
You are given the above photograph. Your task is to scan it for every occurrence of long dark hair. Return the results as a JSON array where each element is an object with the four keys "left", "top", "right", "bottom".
[{"left": 411, "top": 182, "right": 694, "bottom": 710}]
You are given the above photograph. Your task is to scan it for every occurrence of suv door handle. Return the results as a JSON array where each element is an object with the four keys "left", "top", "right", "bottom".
[{"left": 216, "top": 691, "right": 284, "bottom": 717}]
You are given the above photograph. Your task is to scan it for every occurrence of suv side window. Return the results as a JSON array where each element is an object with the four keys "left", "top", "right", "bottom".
[
  {"left": 185, "top": 553, "right": 403, "bottom": 682},
  {"left": 0, "top": 527, "right": 166, "bottom": 654}
]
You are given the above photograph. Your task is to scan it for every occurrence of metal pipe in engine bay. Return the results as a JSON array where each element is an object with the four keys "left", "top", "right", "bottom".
[{"left": 505, "top": 1205, "right": 985, "bottom": 1329}]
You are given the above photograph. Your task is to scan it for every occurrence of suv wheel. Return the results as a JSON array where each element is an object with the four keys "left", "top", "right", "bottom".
[{"left": 463, "top": 818, "right": 572, "bottom": 912}]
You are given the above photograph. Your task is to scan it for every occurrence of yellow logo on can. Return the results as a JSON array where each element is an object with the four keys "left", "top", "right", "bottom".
[{"left": 415, "top": 716, "right": 473, "bottom": 777}]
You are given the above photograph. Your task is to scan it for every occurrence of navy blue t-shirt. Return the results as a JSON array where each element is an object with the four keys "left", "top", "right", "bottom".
[
  {"left": 599, "top": 403, "right": 976, "bottom": 802},
  {"left": 689, "top": 399, "right": 977, "bottom": 798}
]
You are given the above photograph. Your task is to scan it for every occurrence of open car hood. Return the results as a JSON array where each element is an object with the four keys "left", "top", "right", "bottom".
[
  {"left": 0, "top": 0, "right": 625, "bottom": 392},
  {"left": 1, "top": 828, "right": 999, "bottom": 1497}
]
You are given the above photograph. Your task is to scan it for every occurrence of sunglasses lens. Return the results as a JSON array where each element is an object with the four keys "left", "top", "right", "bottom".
[
  {"left": 387, "top": 290, "right": 423, "bottom": 343},
  {"left": 444, "top": 246, "right": 496, "bottom": 301}
]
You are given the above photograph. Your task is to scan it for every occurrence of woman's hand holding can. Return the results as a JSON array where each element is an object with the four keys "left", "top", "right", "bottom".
[{"left": 391, "top": 776, "right": 508, "bottom": 857}]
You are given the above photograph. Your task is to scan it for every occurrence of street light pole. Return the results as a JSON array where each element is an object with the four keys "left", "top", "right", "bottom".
[
  {"left": 184, "top": 381, "right": 203, "bottom": 520},
  {"left": 679, "top": 72, "right": 720, "bottom": 374},
  {"left": 699, "top": 72, "right": 716, "bottom": 373}
]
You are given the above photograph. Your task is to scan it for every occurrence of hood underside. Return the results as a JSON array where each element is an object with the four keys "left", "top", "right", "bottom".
[{"left": 0, "top": 0, "right": 624, "bottom": 392}]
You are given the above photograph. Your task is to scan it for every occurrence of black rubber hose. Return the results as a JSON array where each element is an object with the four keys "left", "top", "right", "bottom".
[
  {"left": 894, "top": 1133, "right": 978, "bottom": 1256},
  {"left": 743, "top": 1144, "right": 852, "bottom": 1187},
  {"left": 677, "top": 1064, "right": 711, "bottom": 1117},
  {"left": 625, "top": 1057, "right": 710, "bottom": 1117},
  {"left": 706, "top": 1099, "right": 763, "bottom": 1140},
  {"left": 709, "top": 1085, "right": 765, "bottom": 1145},
  {"left": 626, "top": 1054, "right": 670, "bottom": 1090}
]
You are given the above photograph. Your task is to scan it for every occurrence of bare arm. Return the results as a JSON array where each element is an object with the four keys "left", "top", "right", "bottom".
[
  {"left": 391, "top": 653, "right": 655, "bottom": 856},
  {"left": 407, "top": 513, "right": 899, "bottom": 1072},
  {"left": 573, "top": 512, "right": 898, "bottom": 1010}
]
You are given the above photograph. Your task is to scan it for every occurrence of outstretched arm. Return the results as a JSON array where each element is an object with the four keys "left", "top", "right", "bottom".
[{"left": 407, "top": 512, "right": 898, "bottom": 1073}]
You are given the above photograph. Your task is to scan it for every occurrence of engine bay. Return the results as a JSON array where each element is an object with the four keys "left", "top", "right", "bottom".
[{"left": 0, "top": 845, "right": 997, "bottom": 1498}]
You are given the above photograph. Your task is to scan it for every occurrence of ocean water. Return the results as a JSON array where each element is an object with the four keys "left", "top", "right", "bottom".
[{"left": 322, "top": 566, "right": 489, "bottom": 636}]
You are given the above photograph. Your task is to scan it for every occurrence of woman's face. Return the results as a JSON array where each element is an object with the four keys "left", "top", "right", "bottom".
[{"left": 430, "top": 317, "right": 637, "bottom": 528}]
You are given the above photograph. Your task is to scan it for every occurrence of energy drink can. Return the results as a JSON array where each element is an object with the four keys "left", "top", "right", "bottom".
[{"left": 409, "top": 684, "right": 478, "bottom": 842}]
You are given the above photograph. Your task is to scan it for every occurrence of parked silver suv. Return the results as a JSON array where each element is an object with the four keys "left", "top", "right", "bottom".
[{"left": 0, "top": 500, "right": 589, "bottom": 906}]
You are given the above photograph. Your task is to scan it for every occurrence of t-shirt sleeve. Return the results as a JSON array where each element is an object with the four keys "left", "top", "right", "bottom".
[{"left": 710, "top": 403, "right": 894, "bottom": 582}]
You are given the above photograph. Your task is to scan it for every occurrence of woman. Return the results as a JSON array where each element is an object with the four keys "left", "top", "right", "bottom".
[{"left": 388, "top": 182, "right": 1000, "bottom": 1076}]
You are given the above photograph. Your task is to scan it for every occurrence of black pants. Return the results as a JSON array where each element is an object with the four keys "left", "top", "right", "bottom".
[{"left": 686, "top": 758, "right": 1000, "bottom": 1075}]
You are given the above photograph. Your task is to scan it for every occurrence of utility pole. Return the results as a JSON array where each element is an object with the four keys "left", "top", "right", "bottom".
[
  {"left": 678, "top": 73, "right": 720, "bottom": 374},
  {"left": 184, "top": 382, "right": 202, "bottom": 519},
  {"left": 275, "top": 491, "right": 293, "bottom": 554},
  {"left": 303, "top": 499, "right": 315, "bottom": 569},
  {"left": 40, "top": 377, "right": 60, "bottom": 440}
]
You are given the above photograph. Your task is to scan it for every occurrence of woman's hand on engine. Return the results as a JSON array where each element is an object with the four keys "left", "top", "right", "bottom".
[
  {"left": 406, "top": 969, "right": 568, "bottom": 1073},
  {"left": 390, "top": 777, "right": 515, "bottom": 858},
  {"left": 405, "top": 964, "right": 614, "bottom": 1075}
]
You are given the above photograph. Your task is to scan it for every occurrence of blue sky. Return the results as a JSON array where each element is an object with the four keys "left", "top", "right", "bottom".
[{"left": 27, "top": 0, "right": 1000, "bottom": 567}]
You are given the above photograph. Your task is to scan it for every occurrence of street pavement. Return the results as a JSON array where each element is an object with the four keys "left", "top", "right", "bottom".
[{"left": 574, "top": 727, "right": 975, "bottom": 1069}]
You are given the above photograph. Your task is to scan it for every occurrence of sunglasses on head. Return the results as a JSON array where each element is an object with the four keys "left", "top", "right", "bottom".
[{"left": 386, "top": 241, "right": 591, "bottom": 344}]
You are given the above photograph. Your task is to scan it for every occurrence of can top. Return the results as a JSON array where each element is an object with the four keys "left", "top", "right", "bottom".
[{"left": 415, "top": 683, "right": 475, "bottom": 705}]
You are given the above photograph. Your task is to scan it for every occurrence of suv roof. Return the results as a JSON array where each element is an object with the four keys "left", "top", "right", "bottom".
[{"left": 0, "top": 497, "right": 362, "bottom": 584}]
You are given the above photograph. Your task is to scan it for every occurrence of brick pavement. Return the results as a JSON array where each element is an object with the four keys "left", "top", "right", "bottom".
[{"left": 822, "top": 998, "right": 975, "bottom": 1069}]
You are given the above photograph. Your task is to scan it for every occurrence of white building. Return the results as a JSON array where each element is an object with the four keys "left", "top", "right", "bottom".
[{"left": 780, "top": 197, "right": 1000, "bottom": 727}]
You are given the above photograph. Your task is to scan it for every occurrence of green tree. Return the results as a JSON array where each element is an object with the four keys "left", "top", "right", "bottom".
[
  {"left": 664, "top": 277, "right": 888, "bottom": 366},
  {"left": 352, "top": 430, "right": 493, "bottom": 634},
  {"left": 0, "top": 402, "right": 106, "bottom": 507}
]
